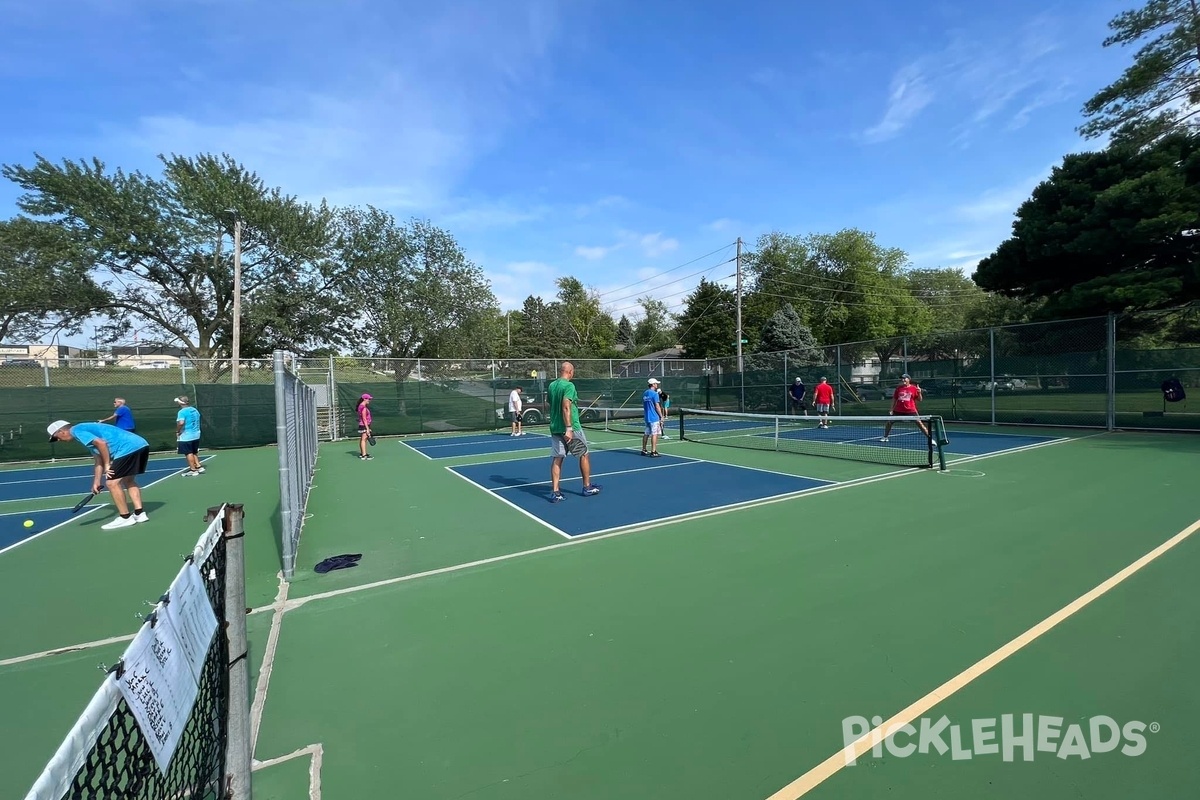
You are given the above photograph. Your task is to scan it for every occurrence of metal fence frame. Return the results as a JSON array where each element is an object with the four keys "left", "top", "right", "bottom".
[{"left": 274, "top": 351, "right": 319, "bottom": 581}]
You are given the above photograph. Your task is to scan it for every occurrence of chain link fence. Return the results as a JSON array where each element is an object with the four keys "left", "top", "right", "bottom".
[
  {"left": 1, "top": 310, "right": 1195, "bottom": 463},
  {"left": 700, "top": 310, "right": 1198, "bottom": 431}
]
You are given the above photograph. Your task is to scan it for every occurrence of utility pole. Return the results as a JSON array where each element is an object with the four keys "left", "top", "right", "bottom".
[
  {"left": 227, "top": 210, "right": 243, "bottom": 384},
  {"left": 735, "top": 237, "right": 744, "bottom": 374}
]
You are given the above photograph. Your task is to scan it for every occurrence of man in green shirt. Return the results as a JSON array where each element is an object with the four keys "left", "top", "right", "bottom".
[{"left": 547, "top": 361, "right": 602, "bottom": 503}]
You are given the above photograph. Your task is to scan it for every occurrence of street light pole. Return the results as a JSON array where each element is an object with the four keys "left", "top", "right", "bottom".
[{"left": 226, "top": 210, "right": 242, "bottom": 385}]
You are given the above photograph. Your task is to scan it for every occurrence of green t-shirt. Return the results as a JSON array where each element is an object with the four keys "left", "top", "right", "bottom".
[{"left": 547, "top": 378, "right": 580, "bottom": 434}]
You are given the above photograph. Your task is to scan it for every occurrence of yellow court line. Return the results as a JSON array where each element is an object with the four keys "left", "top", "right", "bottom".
[{"left": 765, "top": 515, "right": 1200, "bottom": 799}]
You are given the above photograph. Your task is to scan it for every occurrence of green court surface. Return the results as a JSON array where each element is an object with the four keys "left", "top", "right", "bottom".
[{"left": 1, "top": 422, "right": 1197, "bottom": 799}]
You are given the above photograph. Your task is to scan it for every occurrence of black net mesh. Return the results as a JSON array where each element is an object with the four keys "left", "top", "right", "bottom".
[{"left": 50, "top": 533, "right": 229, "bottom": 799}]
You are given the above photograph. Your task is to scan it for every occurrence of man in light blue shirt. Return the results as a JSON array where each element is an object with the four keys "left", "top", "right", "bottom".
[
  {"left": 175, "top": 395, "right": 205, "bottom": 476},
  {"left": 47, "top": 419, "right": 151, "bottom": 530},
  {"left": 641, "top": 378, "right": 663, "bottom": 457}
]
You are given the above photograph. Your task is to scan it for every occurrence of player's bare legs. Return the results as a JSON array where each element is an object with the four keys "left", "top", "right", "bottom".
[{"left": 551, "top": 456, "right": 563, "bottom": 493}]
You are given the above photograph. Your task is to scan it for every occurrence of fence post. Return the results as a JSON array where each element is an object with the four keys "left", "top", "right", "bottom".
[
  {"left": 208, "top": 503, "right": 252, "bottom": 798},
  {"left": 989, "top": 327, "right": 996, "bottom": 425},
  {"left": 836, "top": 345, "right": 842, "bottom": 416},
  {"left": 783, "top": 352, "right": 789, "bottom": 413},
  {"left": 1106, "top": 312, "right": 1116, "bottom": 431},
  {"left": 43, "top": 359, "right": 50, "bottom": 388},
  {"left": 902, "top": 336, "right": 908, "bottom": 375}
]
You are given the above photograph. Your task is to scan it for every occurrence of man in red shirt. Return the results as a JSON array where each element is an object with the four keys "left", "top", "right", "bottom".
[
  {"left": 812, "top": 377, "right": 835, "bottom": 429},
  {"left": 881, "top": 374, "right": 929, "bottom": 442}
]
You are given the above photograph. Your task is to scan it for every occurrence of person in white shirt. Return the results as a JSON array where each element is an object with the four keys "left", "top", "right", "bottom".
[{"left": 508, "top": 387, "right": 524, "bottom": 436}]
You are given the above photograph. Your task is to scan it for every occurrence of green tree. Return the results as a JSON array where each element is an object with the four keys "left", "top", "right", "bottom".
[
  {"left": 337, "top": 208, "right": 498, "bottom": 374},
  {"left": 0, "top": 217, "right": 109, "bottom": 343},
  {"left": 615, "top": 315, "right": 635, "bottom": 350},
  {"left": 631, "top": 296, "right": 677, "bottom": 355},
  {"left": 1, "top": 153, "right": 341, "bottom": 361},
  {"left": 511, "top": 295, "right": 570, "bottom": 358},
  {"left": 675, "top": 278, "right": 737, "bottom": 358},
  {"left": 973, "top": 132, "right": 1200, "bottom": 315},
  {"left": 1080, "top": 0, "right": 1200, "bottom": 146},
  {"left": 554, "top": 276, "right": 616, "bottom": 356}
]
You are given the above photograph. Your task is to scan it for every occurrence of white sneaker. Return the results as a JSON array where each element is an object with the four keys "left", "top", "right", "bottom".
[
  {"left": 102, "top": 516, "right": 138, "bottom": 530},
  {"left": 196, "top": 467, "right": 206, "bottom": 473},
  {"left": 183, "top": 470, "right": 201, "bottom": 477},
  {"left": 134, "top": 512, "right": 149, "bottom": 523}
]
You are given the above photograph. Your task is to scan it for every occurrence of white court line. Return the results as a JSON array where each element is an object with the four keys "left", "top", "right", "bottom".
[
  {"left": 446, "top": 439, "right": 642, "bottom": 468},
  {"left": 0, "top": 455, "right": 218, "bottom": 556},
  {"left": 0, "top": 505, "right": 105, "bottom": 557},
  {"left": 397, "top": 439, "right": 435, "bottom": 460},
  {"left": 408, "top": 432, "right": 550, "bottom": 451},
  {"left": 250, "top": 576, "right": 290, "bottom": 755},
  {"left": 253, "top": 743, "right": 323, "bottom": 800},
  {"left": 444, "top": 466, "right": 573, "bottom": 539},
  {"left": 2, "top": 433, "right": 1095, "bottom": 666},
  {"left": 485, "top": 459, "right": 701, "bottom": 491},
  {"left": 0, "top": 458, "right": 195, "bottom": 488},
  {"left": 765, "top": 513, "right": 1200, "bottom": 799}
]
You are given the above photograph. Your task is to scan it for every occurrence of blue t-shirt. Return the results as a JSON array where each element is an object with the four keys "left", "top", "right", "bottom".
[
  {"left": 177, "top": 406, "right": 202, "bottom": 441},
  {"left": 114, "top": 404, "right": 135, "bottom": 430},
  {"left": 642, "top": 389, "right": 661, "bottom": 423},
  {"left": 70, "top": 423, "right": 148, "bottom": 459}
]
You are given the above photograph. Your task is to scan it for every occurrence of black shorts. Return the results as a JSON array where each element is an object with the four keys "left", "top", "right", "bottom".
[
  {"left": 110, "top": 446, "right": 150, "bottom": 479},
  {"left": 177, "top": 439, "right": 200, "bottom": 456}
]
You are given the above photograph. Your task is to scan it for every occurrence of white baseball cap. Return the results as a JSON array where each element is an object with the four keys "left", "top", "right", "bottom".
[
  {"left": 647, "top": 378, "right": 660, "bottom": 385},
  {"left": 47, "top": 420, "right": 70, "bottom": 441}
]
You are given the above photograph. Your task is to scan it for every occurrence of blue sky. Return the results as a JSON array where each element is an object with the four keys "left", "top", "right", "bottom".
[{"left": 0, "top": 0, "right": 1133, "bottom": 329}]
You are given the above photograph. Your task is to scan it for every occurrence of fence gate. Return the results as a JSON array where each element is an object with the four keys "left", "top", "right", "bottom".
[{"left": 297, "top": 358, "right": 337, "bottom": 441}]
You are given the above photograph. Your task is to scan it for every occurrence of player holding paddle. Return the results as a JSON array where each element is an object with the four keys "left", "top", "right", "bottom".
[
  {"left": 881, "top": 374, "right": 929, "bottom": 442},
  {"left": 356, "top": 394, "right": 374, "bottom": 460},
  {"left": 47, "top": 420, "right": 152, "bottom": 529},
  {"left": 547, "top": 361, "right": 601, "bottom": 503}
]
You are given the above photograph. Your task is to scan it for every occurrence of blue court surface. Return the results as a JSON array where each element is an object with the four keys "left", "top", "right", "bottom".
[
  {"left": 0, "top": 505, "right": 101, "bottom": 554},
  {"left": 0, "top": 456, "right": 199, "bottom": 503},
  {"left": 401, "top": 431, "right": 552, "bottom": 460},
  {"left": 943, "top": 430, "right": 1064, "bottom": 456},
  {"left": 678, "top": 414, "right": 1061, "bottom": 458},
  {"left": 448, "top": 448, "right": 834, "bottom": 538}
]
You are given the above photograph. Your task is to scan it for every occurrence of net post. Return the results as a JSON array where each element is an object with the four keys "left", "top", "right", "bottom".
[
  {"left": 210, "top": 503, "right": 253, "bottom": 799},
  {"left": 932, "top": 416, "right": 948, "bottom": 471}
]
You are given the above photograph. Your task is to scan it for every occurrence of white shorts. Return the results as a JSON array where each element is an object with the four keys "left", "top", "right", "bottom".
[
  {"left": 816, "top": 403, "right": 831, "bottom": 412},
  {"left": 550, "top": 429, "right": 587, "bottom": 457},
  {"left": 644, "top": 420, "right": 662, "bottom": 437}
]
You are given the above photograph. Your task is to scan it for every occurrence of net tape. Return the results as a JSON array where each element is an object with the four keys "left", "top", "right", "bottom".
[
  {"left": 677, "top": 408, "right": 947, "bottom": 469},
  {"left": 25, "top": 507, "right": 231, "bottom": 800}
]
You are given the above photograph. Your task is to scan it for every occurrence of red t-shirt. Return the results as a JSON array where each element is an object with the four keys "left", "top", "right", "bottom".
[
  {"left": 892, "top": 384, "right": 921, "bottom": 413},
  {"left": 813, "top": 383, "right": 834, "bottom": 404}
]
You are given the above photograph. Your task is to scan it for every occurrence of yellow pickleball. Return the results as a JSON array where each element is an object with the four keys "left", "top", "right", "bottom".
[{"left": 24, "top": 519, "right": 34, "bottom": 528}]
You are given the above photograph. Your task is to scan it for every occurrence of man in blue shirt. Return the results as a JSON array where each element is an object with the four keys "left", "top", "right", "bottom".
[
  {"left": 641, "top": 378, "right": 663, "bottom": 457},
  {"left": 174, "top": 395, "right": 205, "bottom": 476},
  {"left": 47, "top": 419, "right": 151, "bottom": 530},
  {"left": 789, "top": 377, "right": 808, "bottom": 417},
  {"left": 98, "top": 397, "right": 136, "bottom": 432}
]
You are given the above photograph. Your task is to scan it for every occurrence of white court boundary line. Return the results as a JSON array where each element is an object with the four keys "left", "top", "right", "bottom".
[
  {"left": 481, "top": 459, "right": 700, "bottom": 491},
  {"left": 0, "top": 456, "right": 216, "bottom": 504},
  {"left": 765, "top": 514, "right": 1200, "bottom": 799},
  {"left": 0, "top": 456, "right": 216, "bottom": 558},
  {"left": 445, "top": 466, "right": 573, "bottom": 539},
  {"left": 2, "top": 431, "right": 1105, "bottom": 797}
]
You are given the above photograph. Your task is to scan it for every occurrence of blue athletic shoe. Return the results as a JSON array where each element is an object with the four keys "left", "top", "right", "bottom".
[
  {"left": 550, "top": 491, "right": 566, "bottom": 503},
  {"left": 582, "top": 484, "right": 602, "bottom": 496}
]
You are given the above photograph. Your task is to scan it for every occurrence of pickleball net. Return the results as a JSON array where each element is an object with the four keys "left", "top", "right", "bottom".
[
  {"left": 677, "top": 408, "right": 948, "bottom": 469},
  {"left": 24, "top": 504, "right": 251, "bottom": 800},
  {"left": 579, "top": 406, "right": 648, "bottom": 435}
]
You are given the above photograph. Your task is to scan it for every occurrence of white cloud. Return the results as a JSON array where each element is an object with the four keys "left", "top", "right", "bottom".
[
  {"left": 705, "top": 218, "right": 738, "bottom": 233},
  {"left": 574, "top": 245, "right": 612, "bottom": 260},
  {"left": 861, "top": 64, "right": 935, "bottom": 143},
  {"left": 862, "top": 15, "right": 1077, "bottom": 146},
  {"left": 636, "top": 232, "right": 679, "bottom": 257},
  {"left": 486, "top": 260, "right": 558, "bottom": 310}
]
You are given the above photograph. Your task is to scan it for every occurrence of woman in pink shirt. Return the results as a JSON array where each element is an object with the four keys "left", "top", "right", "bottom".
[{"left": 356, "top": 394, "right": 373, "bottom": 460}]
